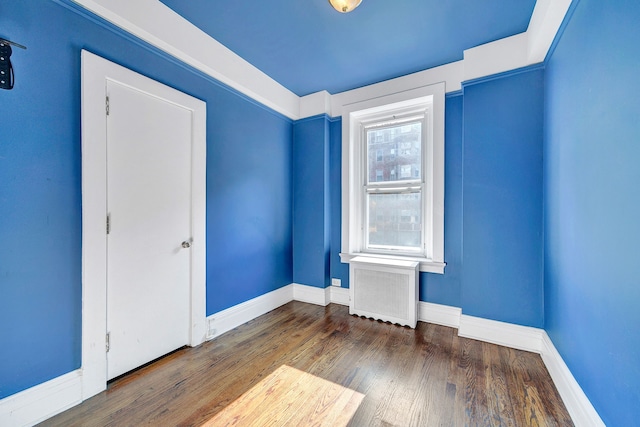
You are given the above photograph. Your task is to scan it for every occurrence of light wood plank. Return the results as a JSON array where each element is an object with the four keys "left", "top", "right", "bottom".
[{"left": 203, "top": 365, "right": 364, "bottom": 427}]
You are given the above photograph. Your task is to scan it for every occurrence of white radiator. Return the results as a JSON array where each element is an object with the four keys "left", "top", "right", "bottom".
[{"left": 349, "top": 256, "right": 419, "bottom": 328}]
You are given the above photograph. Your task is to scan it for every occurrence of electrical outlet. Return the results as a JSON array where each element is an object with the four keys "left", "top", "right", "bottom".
[{"left": 331, "top": 278, "right": 341, "bottom": 287}]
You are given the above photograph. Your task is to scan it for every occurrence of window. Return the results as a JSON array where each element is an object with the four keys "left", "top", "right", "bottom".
[
  {"left": 366, "top": 120, "right": 422, "bottom": 252},
  {"left": 340, "top": 83, "right": 445, "bottom": 273}
]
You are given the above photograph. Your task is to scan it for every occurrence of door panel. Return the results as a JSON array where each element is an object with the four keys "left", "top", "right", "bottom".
[{"left": 106, "top": 80, "right": 192, "bottom": 380}]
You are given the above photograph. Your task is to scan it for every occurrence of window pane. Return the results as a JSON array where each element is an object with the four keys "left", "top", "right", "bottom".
[
  {"left": 367, "top": 122, "right": 421, "bottom": 183},
  {"left": 368, "top": 192, "right": 422, "bottom": 249}
]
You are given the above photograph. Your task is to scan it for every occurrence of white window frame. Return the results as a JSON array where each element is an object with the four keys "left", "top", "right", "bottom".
[{"left": 340, "top": 83, "right": 445, "bottom": 274}]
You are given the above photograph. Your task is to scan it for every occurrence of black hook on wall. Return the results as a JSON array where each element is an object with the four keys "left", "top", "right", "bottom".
[{"left": 0, "top": 38, "right": 27, "bottom": 90}]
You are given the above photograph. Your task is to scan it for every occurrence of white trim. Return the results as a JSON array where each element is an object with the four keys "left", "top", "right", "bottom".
[
  {"left": 458, "top": 315, "right": 544, "bottom": 354},
  {"left": 299, "top": 90, "right": 332, "bottom": 119},
  {"left": 2, "top": 294, "right": 602, "bottom": 427},
  {"left": 205, "top": 284, "right": 348, "bottom": 341},
  {"left": 206, "top": 285, "right": 294, "bottom": 340},
  {"left": 341, "top": 83, "right": 445, "bottom": 272},
  {"left": 69, "top": 1, "right": 572, "bottom": 121},
  {"left": 70, "top": 0, "right": 300, "bottom": 119},
  {"left": 329, "top": 62, "right": 463, "bottom": 118},
  {"left": 527, "top": 0, "right": 574, "bottom": 63},
  {"left": 418, "top": 302, "right": 461, "bottom": 328},
  {"left": 0, "top": 370, "right": 82, "bottom": 427},
  {"left": 206, "top": 284, "right": 349, "bottom": 341},
  {"left": 340, "top": 252, "right": 446, "bottom": 274},
  {"left": 463, "top": 33, "right": 530, "bottom": 82},
  {"left": 348, "top": 256, "right": 419, "bottom": 328},
  {"left": 540, "top": 332, "right": 606, "bottom": 427},
  {"left": 330, "top": 286, "right": 350, "bottom": 306},
  {"left": 80, "top": 50, "right": 207, "bottom": 399},
  {"left": 292, "top": 283, "right": 331, "bottom": 306}
]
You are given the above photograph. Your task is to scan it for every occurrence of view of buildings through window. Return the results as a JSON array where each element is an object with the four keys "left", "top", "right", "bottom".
[{"left": 366, "top": 121, "right": 423, "bottom": 251}]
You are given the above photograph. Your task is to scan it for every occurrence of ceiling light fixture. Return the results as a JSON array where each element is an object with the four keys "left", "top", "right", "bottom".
[{"left": 328, "top": 0, "right": 362, "bottom": 13}]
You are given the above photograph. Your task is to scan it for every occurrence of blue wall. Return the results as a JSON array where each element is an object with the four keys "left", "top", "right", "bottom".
[
  {"left": 0, "top": 0, "right": 292, "bottom": 399},
  {"left": 327, "top": 72, "right": 544, "bottom": 328},
  {"left": 462, "top": 68, "right": 545, "bottom": 328},
  {"left": 8, "top": 3, "right": 638, "bottom": 424},
  {"left": 292, "top": 116, "right": 330, "bottom": 288},
  {"left": 420, "top": 94, "right": 464, "bottom": 307},
  {"left": 544, "top": 1, "right": 640, "bottom": 425},
  {"left": 329, "top": 119, "right": 349, "bottom": 288}
]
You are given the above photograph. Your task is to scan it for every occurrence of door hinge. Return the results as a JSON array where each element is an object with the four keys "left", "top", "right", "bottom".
[
  {"left": 106, "top": 213, "right": 111, "bottom": 235},
  {"left": 106, "top": 332, "right": 111, "bottom": 353},
  {"left": 106, "top": 95, "right": 110, "bottom": 116}
]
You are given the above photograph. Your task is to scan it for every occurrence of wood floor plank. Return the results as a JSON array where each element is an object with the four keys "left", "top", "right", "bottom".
[
  {"left": 484, "top": 343, "right": 517, "bottom": 427},
  {"left": 399, "top": 323, "right": 450, "bottom": 426},
  {"left": 39, "top": 302, "right": 572, "bottom": 427},
  {"left": 202, "top": 365, "right": 364, "bottom": 427},
  {"left": 460, "top": 338, "right": 492, "bottom": 426},
  {"left": 445, "top": 327, "right": 468, "bottom": 426}
]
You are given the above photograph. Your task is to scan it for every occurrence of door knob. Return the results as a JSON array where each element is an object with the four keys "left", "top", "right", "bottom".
[{"left": 181, "top": 241, "right": 191, "bottom": 249}]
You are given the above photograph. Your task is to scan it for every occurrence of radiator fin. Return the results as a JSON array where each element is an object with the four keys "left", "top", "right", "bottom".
[{"left": 353, "top": 269, "right": 409, "bottom": 319}]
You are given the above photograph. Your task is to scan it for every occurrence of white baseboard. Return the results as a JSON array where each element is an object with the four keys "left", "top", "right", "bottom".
[
  {"left": 2, "top": 287, "right": 603, "bottom": 427},
  {"left": 458, "top": 314, "right": 544, "bottom": 353},
  {"left": 291, "top": 283, "right": 349, "bottom": 306},
  {"left": 292, "top": 283, "right": 330, "bottom": 306},
  {"left": 418, "top": 302, "right": 461, "bottom": 328},
  {"left": 205, "top": 283, "right": 346, "bottom": 341},
  {"left": 206, "top": 288, "right": 604, "bottom": 427},
  {"left": 206, "top": 285, "right": 294, "bottom": 340},
  {"left": 330, "top": 286, "right": 350, "bottom": 306},
  {"left": 540, "top": 332, "right": 605, "bottom": 427},
  {"left": 0, "top": 370, "right": 82, "bottom": 427},
  {"left": 206, "top": 283, "right": 335, "bottom": 341}
]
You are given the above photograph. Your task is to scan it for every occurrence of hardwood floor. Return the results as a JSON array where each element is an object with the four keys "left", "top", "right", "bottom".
[{"left": 40, "top": 302, "right": 573, "bottom": 426}]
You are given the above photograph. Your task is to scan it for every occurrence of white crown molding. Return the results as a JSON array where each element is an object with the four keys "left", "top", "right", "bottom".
[
  {"left": 0, "top": 370, "right": 82, "bottom": 427},
  {"left": 540, "top": 332, "right": 606, "bottom": 427},
  {"left": 299, "top": 91, "right": 332, "bottom": 120},
  {"left": 69, "top": 0, "right": 572, "bottom": 121},
  {"left": 300, "top": 0, "right": 571, "bottom": 118},
  {"left": 328, "top": 61, "right": 464, "bottom": 118},
  {"left": 206, "top": 285, "right": 294, "bottom": 340},
  {"left": 70, "top": 0, "right": 300, "bottom": 119},
  {"left": 463, "top": 33, "right": 530, "bottom": 82},
  {"left": 527, "top": 0, "right": 574, "bottom": 63}
]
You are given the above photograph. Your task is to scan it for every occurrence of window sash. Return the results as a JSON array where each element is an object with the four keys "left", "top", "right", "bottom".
[
  {"left": 340, "top": 83, "right": 445, "bottom": 273},
  {"left": 364, "top": 188, "right": 424, "bottom": 254},
  {"left": 363, "top": 115, "right": 427, "bottom": 255}
]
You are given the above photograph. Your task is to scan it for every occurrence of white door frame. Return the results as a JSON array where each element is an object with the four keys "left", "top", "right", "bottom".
[{"left": 80, "top": 50, "right": 207, "bottom": 399}]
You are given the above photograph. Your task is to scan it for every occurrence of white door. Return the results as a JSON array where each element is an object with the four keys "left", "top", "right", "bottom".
[{"left": 106, "top": 80, "right": 192, "bottom": 380}]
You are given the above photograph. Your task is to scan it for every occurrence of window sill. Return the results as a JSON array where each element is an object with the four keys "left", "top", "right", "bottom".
[{"left": 339, "top": 252, "right": 446, "bottom": 274}]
